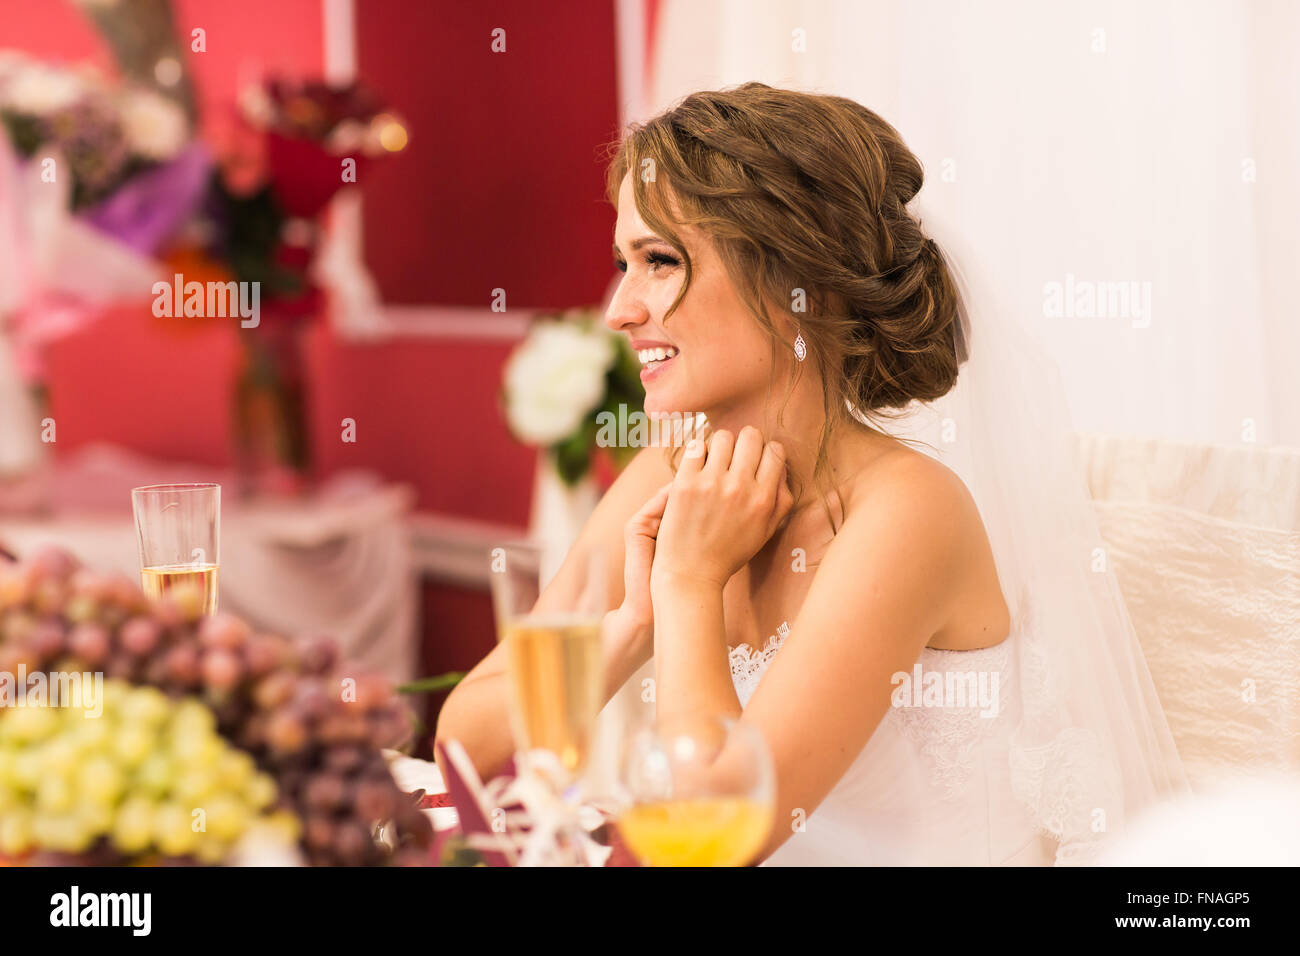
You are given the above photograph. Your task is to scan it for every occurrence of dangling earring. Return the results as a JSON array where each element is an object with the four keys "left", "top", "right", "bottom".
[{"left": 794, "top": 328, "right": 807, "bottom": 362}]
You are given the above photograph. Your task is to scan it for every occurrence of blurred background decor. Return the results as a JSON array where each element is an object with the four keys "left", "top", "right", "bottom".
[
  {"left": 0, "top": 48, "right": 191, "bottom": 479},
  {"left": 0, "top": 11, "right": 409, "bottom": 500},
  {"left": 1074, "top": 432, "right": 1300, "bottom": 788},
  {"left": 219, "top": 76, "right": 408, "bottom": 493}
]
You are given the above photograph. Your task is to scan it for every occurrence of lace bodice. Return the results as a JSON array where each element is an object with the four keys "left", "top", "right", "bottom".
[
  {"left": 728, "top": 628, "right": 1018, "bottom": 800},
  {"left": 728, "top": 625, "right": 788, "bottom": 708},
  {"left": 725, "top": 625, "right": 1067, "bottom": 865}
]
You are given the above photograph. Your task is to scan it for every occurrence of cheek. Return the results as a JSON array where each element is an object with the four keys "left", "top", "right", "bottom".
[
  {"left": 695, "top": 309, "right": 771, "bottom": 374},
  {"left": 670, "top": 317, "right": 772, "bottom": 403}
]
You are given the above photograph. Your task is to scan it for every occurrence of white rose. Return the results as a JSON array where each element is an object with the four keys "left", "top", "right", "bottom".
[
  {"left": 1, "top": 62, "right": 87, "bottom": 115},
  {"left": 504, "top": 320, "right": 617, "bottom": 446},
  {"left": 118, "top": 88, "right": 189, "bottom": 161}
]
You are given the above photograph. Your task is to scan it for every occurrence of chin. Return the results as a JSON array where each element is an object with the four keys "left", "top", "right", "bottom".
[{"left": 642, "top": 376, "right": 704, "bottom": 418}]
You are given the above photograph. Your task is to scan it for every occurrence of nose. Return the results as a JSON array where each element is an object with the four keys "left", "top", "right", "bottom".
[{"left": 603, "top": 275, "right": 649, "bottom": 335}]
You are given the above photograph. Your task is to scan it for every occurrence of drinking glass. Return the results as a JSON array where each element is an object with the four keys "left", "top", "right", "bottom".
[
  {"left": 488, "top": 540, "right": 606, "bottom": 777},
  {"left": 618, "top": 712, "right": 776, "bottom": 866},
  {"left": 131, "top": 483, "right": 221, "bottom": 615}
]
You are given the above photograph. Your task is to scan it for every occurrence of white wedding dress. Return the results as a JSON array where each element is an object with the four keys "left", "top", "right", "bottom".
[{"left": 730, "top": 622, "right": 1057, "bottom": 866}]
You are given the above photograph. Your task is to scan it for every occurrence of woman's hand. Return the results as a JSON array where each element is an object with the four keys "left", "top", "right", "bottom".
[
  {"left": 604, "top": 480, "right": 672, "bottom": 658},
  {"left": 651, "top": 426, "right": 794, "bottom": 593}
]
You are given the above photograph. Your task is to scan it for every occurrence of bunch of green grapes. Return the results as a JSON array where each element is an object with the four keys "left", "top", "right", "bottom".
[
  {"left": 0, "top": 546, "right": 433, "bottom": 866},
  {"left": 0, "top": 680, "right": 297, "bottom": 863}
]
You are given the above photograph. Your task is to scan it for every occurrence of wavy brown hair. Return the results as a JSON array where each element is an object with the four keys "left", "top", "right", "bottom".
[{"left": 604, "top": 82, "right": 967, "bottom": 527}]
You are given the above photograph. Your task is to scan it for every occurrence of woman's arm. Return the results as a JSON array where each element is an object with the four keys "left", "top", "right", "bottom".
[
  {"left": 647, "top": 427, "right": 793, "bottom": 726},
  {"left": 646, "top": 428, "right": 968, "bottom": 862},
  {"left": 433, "top": 446, "right": 674, "bottom": 780},
  {"left": 738, "top": 459, "right": 965, "bottom": 861}
]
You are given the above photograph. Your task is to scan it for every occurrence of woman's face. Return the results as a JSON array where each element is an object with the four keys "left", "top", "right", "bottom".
[{"left": 606, "top": 173, "right": 780, "bottom": 418}]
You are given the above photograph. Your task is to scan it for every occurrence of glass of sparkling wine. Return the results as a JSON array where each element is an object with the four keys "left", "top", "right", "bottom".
[
  {"left": 489, "top": 540, "right": 606, "bottom": 778},
  {"left": 131, "top": 483, "right": 220, "bottom": 615},
  {"left": 618, "top": 713, "right": 776, "bottom": 866}
]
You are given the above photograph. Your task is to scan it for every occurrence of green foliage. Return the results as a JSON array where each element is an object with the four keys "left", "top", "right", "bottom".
[
  {"left": 552, "top": 327, "right": 646, "bottom": 484},
  {"left": 395, "top": 672, "right": 466, "bottom": 695}
]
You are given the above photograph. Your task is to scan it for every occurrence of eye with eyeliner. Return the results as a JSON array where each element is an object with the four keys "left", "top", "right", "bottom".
[{"left": 614, "top": 250, "right": 681, "bottom": 273}]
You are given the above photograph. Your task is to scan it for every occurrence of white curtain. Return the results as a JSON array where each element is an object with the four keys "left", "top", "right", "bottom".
[{"left": 629, "top": 0, "right": 1299, "bottom": 448}]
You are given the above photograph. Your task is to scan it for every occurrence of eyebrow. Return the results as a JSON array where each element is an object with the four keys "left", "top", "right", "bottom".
[{"left": 612, "top": 235, "right": 670, "bottom": 257}]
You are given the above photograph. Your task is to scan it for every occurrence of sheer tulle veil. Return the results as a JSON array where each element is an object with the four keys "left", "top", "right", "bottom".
[{"left": 868, "top": 211, "right": 1191, "bottom": 863}]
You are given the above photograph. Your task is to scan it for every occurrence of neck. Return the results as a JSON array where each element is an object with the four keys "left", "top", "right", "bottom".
[{"left": 702, "top": 368, "right": 879, "bottom": 512}]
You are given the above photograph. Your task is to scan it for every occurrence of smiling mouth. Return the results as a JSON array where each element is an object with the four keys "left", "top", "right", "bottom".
[{"left": 636, "top": 345, "right": 679, "bottom": 373}]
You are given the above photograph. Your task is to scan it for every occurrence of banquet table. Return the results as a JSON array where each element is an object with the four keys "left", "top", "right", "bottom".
[{"left": 0, "top": 444, "right": 419, "bottom": 685}]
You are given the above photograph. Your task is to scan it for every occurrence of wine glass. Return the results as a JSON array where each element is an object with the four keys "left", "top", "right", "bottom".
[
  {"left": 488, "top": 540, "right": 606, "bottom": 778},
  {"left": 618, "top": 712, "right": 776, "bottom": 866},
  {"left": 131, "top": 483, "right": 221, "bottom": 615}
]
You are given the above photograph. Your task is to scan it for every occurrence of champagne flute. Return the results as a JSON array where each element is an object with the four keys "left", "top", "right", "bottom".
[
  {"left": 131, "top": 483, "right": 221, "bottom": 615},
  {"left": 618, "top": 713, "right": 776, "bottom": 866},
  {"left": 489, "top": 540, "right": 606, "bottom": 778}
]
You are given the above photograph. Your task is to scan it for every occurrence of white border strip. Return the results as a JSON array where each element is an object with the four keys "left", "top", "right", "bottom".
[
  {"left": 614, "top": 0, "right": 649, "bottom": 127},
  {"left": 319, "top": 0, "right": 533, "bottom": 344},
  {"left": 322, "top": 0, "right": 357, "bottom": 84},
  {"left": 381, "top": 307, "right": 532, "bottom": 341}
]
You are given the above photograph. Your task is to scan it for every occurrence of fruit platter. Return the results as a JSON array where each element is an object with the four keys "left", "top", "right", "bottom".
[{"left": 0, "top": 546, "right": 433, "bottom": 866}]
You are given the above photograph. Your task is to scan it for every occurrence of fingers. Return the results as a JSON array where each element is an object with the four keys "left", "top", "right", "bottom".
[
  {"left": 765, "top": 470, "right": 795, "bottom": 540},
  {"left": 677, "top": 436, "right": 708, "bottom": 478},
  {"left": 680, "top": 427, "right": 762, "bottom": 479},
  {"left": 729, "top": 426, "right": 766, "bottom": 477},
  {"left": 702, "top": 429, "right": 735, "bottom": 477},
  {"left": 755, "top": 438, "right": 786, "bottom": 492},
  {"left": 771, "top": 475, "right": 795, "bottom": 533},
  {"left": 639, "top": 482, "right": 672, "bottom": 521},
  {"left": 626, "top": 482, "right": 672, "bottom": 539}
]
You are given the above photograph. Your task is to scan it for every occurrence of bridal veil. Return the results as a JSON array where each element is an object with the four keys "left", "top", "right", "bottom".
[{"left": 871, "top": 212, "right": 1191, "bottom": 864}]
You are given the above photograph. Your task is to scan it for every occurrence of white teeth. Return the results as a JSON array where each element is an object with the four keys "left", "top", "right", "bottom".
[{"left": 637, "top": 346, "right": 678, "bottom": 366}]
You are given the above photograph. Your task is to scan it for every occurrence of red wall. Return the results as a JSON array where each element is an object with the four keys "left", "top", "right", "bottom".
[
  {"left": 355, "top": 0, "right": 620, "bottom": 309},
  {"left": 304, "top": 328, "right": 537, "bottom": 525},
  {"left": 7, "top": 0, "right": 623, "bottom": 752}
]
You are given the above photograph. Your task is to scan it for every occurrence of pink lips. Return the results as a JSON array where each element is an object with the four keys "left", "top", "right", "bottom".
[{"left": 639, "top": 353, "right": 676, "bottom": 383}]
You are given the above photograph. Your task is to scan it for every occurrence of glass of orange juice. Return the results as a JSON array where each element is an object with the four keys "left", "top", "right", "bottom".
[
  {"left": 618, "top": 713, "right": 775, "bottom": 867},
  {"left": 131, "top": 483, "right": 220, "bottom": 615}
]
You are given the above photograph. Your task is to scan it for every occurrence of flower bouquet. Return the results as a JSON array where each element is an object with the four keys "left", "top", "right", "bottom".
[
  {"left": 211, "top": 77, "right": 409, "bottom": 494},
  {"left": 0, "top": 51, "right": 209, "bottom": 466},
  {"left": 502, "top": 308, "right": 646, "bottom": 486}
]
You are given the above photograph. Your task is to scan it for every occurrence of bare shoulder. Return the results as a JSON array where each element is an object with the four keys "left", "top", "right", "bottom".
[
  {"left": 842, "top": 441, "right": 979, "bottom": 531},
  {"left": 839, "top": 440, "right": 1009, "bottom": 647},
  {"left": 834, "top": 441, "right": 991, "bottom": 587}
]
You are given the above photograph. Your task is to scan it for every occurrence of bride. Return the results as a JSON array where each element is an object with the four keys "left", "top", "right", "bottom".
[{"left": 435, "top": 82, "right": 1187, "bottom": 865}]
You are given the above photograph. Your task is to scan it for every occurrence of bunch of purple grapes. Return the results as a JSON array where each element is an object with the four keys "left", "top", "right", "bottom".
[{"left": 0, "top": 546, "right": 432, "bottom": 866}]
